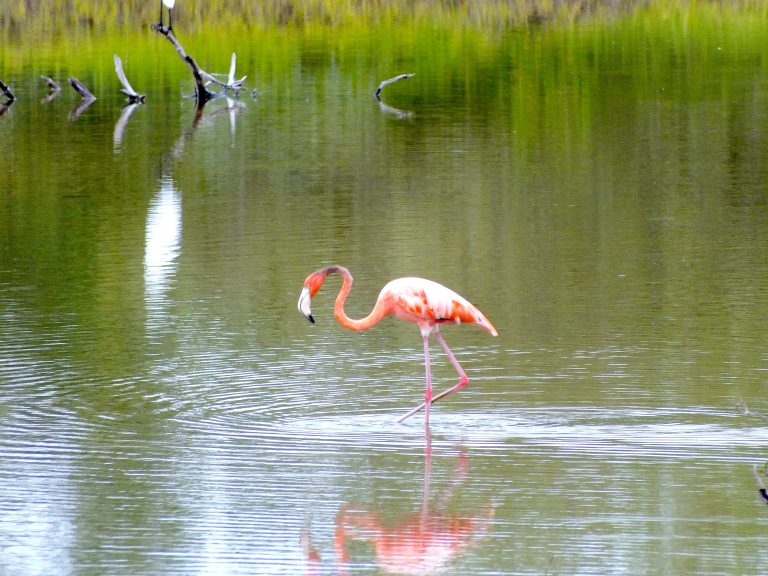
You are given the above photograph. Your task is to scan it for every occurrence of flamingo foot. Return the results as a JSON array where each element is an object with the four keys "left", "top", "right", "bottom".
[{"left": 396, "top": 377, "right": 470, "bottom": 424}]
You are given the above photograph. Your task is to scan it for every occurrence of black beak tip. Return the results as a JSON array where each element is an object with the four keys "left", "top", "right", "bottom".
[{"left": 307, "top": 314, "right": 315, "bottom": 324}]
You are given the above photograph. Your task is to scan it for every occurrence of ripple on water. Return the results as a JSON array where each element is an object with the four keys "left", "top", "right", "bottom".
[{"left": 265, "top": 405, "right": 768, "bottom": 463}]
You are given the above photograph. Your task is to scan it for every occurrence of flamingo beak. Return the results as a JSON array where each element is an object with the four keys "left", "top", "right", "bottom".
[{"left": 298, "top": 286, "right": 315, "bottom": 323}]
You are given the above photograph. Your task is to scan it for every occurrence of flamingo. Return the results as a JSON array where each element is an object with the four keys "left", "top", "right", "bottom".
[
  {"left": 158, "top": 0, "right": 176, "bottom": 32},
  {"left": 297, "top": 265, "right": 497, "bottom": 424}
]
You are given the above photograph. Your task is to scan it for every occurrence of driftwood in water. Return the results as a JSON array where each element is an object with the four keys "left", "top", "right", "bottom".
[
  {"left": 68, "top": 77, "right": 96, "bottom": 101},
  {"left": 0, "top": 79, "right": 13, "bottom": 116},
  {"left": 152, "top": 24, "right": 215, "bottom": 105},
  {"left": 375, "top": 73, "right": 414, "bottom": 100},
  {"left": 203, "top": 53, "right": 247, "bottom": 94},
  {"left": 152, "top": 25, "right": 247, "bottom": 106},
  {"left": 67, "top": 78, "right": 96, "bottom": 120},
  {"left": 0, "top": 79, "right": 15, "bottom": 102},
  {"left": 113, "top": 54, "right": 145, "bottom": 103}
]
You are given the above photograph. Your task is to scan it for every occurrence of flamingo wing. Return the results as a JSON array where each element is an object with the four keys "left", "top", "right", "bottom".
[{"left": 382, "top": 278, "right": 497, "bottom": 335}]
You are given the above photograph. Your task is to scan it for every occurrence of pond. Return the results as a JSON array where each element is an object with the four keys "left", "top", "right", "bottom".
[{"left": 1, "top": 2, "right": 768, "bottom": 574}]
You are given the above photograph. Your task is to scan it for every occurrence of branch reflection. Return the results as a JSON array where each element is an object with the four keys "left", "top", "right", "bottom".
[
  {"left": 377, "top": 98, "right": 414, "bottom": 120},
  {"left": 0, "top": 99, "right": 13, "bottom": 117},
  {"left": 113, "top": 102, "right": 143, "bottom": 152}
]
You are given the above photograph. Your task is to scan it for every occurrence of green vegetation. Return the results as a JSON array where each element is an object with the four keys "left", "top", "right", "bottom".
[
  {"left": 2, "top": 0, "right": 767, "bottom": 87},
  {"left": 2, "top": 0, "right": 768, "bottom": 36}
]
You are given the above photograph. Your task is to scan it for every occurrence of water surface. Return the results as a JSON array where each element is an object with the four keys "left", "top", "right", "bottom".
[{"left": 1, "top": 5, "right": 768, "bottom": 575}]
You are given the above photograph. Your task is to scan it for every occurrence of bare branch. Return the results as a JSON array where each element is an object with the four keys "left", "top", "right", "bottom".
[
  {"left": 228, "top": 52, "right": 237, "bottom": 85},
  {"left": 736, "top": 398, "right": 768, "bottom": 423},
  {"left": 203, "top": 53, "right": 248, "bottom": 93},
  {"left": 68, "top": 77, "right": 96, "bottom": 100},
  {"left": 375, "top": 73, "right": 414, "bottom": 100},
  {"left": 0, "top": 79, "right": 15, "bottom": 102},
  {"left": 152, "top": 23, "right": 215, "bottom": 105},
  {"left": 114, "top": 54, "right": 145, "bottom": 103}
]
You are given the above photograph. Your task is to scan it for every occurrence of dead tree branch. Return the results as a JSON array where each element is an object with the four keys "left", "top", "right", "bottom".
[
  {"left": 114, "top": 54, "right": 145, "bottom": 103},
  {"left": 67, "top": 77, "right": 96, "bottom": 120},
  {"left": 152, "top": 24, "right": 215, "bottom": 105},
  {"left": 68, "top": 77, "right": 96, "bottom": 101},
  {"left": 375, "top": 73, "right": 414, "bottom": 100},
  {"left": 203, "top": 53, "right": 247, "bottom": 94},
  {"left": 0, "top": 79, "right": 15, "bottom": 102},
  {"left": 152, "top": 25, "right": 247, "bottom": 106}
]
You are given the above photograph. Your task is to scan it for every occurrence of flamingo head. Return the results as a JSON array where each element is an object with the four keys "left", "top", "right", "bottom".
[
  {"left": 298, "top": 285, "right": 315, "bottom": 323},
  {"left": 298, "top": 269, "right": 329, "bottom": 323},
  {"left": 298, "top": 265, "right": 351, "bottom": 324}
]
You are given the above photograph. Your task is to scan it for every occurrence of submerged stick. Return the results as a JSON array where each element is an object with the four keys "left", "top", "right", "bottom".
[
  {"left": 68, "top": 77, "right": 96, "bottom": 100},
  {"left": 114, "top": 54, "right": 145, "bottom": 103},
  {"left": 202, "top": 53, "right": 247, "bottom": 93},
  {"left": 0, "top": 79, "right": 15, "bottom": 101},
  {"left": 396, "top": 385, "right": 456, "bottom": 424},
  {"left": 375, "top": 73, "right": 414, "bottom": 100},
  {"left": 736, "top": 398, "right": 768, "bottom": 423},
  {"left": 153, "top": 23, "right": 215, "bottom": 104}
]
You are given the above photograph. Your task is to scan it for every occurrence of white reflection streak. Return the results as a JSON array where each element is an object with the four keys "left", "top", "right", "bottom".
[
  {"left": 0, "top": 474, "right": 75, "bottom": 575},
  {"left": 225, "top": 95, "right": 245, "bottom": 140},
  {"left": 145, "top": 177, "right": 181, "bottom": 314},
  {"left": 113, "top": 103, "right": 141, "bottom": 153}
]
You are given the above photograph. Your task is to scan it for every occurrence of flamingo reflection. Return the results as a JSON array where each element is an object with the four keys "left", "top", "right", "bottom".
[
  {"left": 333, "top": 434, "right": 494, "bottom": 575},
  {"left": 301, "top": 525, "right": 323, "bottom": 576}
]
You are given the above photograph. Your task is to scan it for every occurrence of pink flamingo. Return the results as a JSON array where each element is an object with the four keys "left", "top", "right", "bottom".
[{"left": 298, "top": 265, "right": 497, "bottom": 424}]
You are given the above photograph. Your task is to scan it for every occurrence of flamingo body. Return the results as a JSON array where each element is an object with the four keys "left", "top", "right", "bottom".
[
  {"left": 298, "top": 265, "right": 497, "bottom": 424},
  {"left": 378, "top": 277, "right": 496, "bottom": 336}
]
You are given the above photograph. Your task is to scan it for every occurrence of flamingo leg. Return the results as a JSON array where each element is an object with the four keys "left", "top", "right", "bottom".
[
  {"left": 433, "top": 328, "right": 470, "bottom": 390},
  {"left": 159, "top": 0, "right": 164, "bottom": 27},
  {"left": 397, "top": 328, "right": 470, "bottom": 424},
  {"left": 423, "top": 332, "right": 432, "bottom": 425}
]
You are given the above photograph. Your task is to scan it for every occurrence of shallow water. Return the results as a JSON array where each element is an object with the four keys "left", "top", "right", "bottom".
[{"left": 2, "top": 7, "right": 768, "bottom": 575}]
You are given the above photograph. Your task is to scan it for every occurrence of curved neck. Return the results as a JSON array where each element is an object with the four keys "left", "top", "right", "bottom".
[{"left": 327, "top": 266, "right": 388, "bottom": 332}]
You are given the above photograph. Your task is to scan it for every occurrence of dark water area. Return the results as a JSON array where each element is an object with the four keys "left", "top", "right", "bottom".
[{"left": 1, "top": 4, "right": 768, "bottom": 574}]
